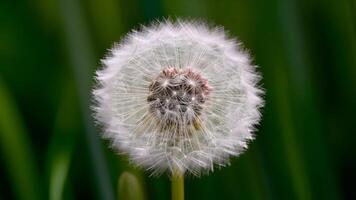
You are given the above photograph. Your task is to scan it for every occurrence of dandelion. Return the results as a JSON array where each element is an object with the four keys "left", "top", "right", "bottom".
[{"left": 93, "top": 20, "right": 264, "bottom": 178}]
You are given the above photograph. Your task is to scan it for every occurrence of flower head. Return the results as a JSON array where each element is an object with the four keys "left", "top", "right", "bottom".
[{"left": 93, "top": 20, "right": 264, "bottom": 176}]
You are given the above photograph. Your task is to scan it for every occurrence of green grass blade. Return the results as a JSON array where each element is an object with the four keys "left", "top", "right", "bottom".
[
  {"left": 47, "top": 83, "right": 79, "bottom": 200},
  {"left": 56, "top": 0, "right": 115, "bottom": 199},
  {"left": 0, "top": 79, "right": 42, "bottom": 200}
]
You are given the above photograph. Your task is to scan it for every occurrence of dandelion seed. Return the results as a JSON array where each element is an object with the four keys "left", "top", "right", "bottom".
[{"left": 93, "top": 20, "right": 264, "bottom": 176}]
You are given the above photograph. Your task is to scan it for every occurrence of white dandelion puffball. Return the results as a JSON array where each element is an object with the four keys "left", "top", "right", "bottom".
[{"left": 93, "top": 20, "right": 264, "bottom": 176}]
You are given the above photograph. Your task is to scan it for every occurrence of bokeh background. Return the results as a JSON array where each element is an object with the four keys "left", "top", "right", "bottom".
[{"left": 1, "top": 0, "right": 355, "bottom": 199}]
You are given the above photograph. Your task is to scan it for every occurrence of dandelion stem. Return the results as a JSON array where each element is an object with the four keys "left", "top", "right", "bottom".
[{"left": 171, "top": 172, "right": 184, "bottom": 200}]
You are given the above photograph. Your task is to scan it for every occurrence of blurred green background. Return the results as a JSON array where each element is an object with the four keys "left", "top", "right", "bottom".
[{"left": 0, "top": 0, "right": 355, "bottom": 199}]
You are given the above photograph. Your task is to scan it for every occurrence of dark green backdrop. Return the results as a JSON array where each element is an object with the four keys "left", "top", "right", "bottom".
[{"left": 0, "top": 0, "right": 355, "bottom": 199}]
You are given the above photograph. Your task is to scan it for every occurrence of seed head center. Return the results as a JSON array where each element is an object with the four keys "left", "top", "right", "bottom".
[{"left": 147, "top": 67, "right": 212, "bottom": 126}]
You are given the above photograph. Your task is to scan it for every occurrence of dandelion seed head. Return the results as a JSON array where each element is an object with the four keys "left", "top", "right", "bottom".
[
  {"left": 147, "top": 67, "right": 211, "bottom": 128},
  {"left": 93, "top": 20, "right": 264, "bottom": 176}
]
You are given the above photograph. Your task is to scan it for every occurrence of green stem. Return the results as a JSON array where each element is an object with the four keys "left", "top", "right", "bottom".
[{"left": 171, "top": 173, "right": 184, "bottom": 200}]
